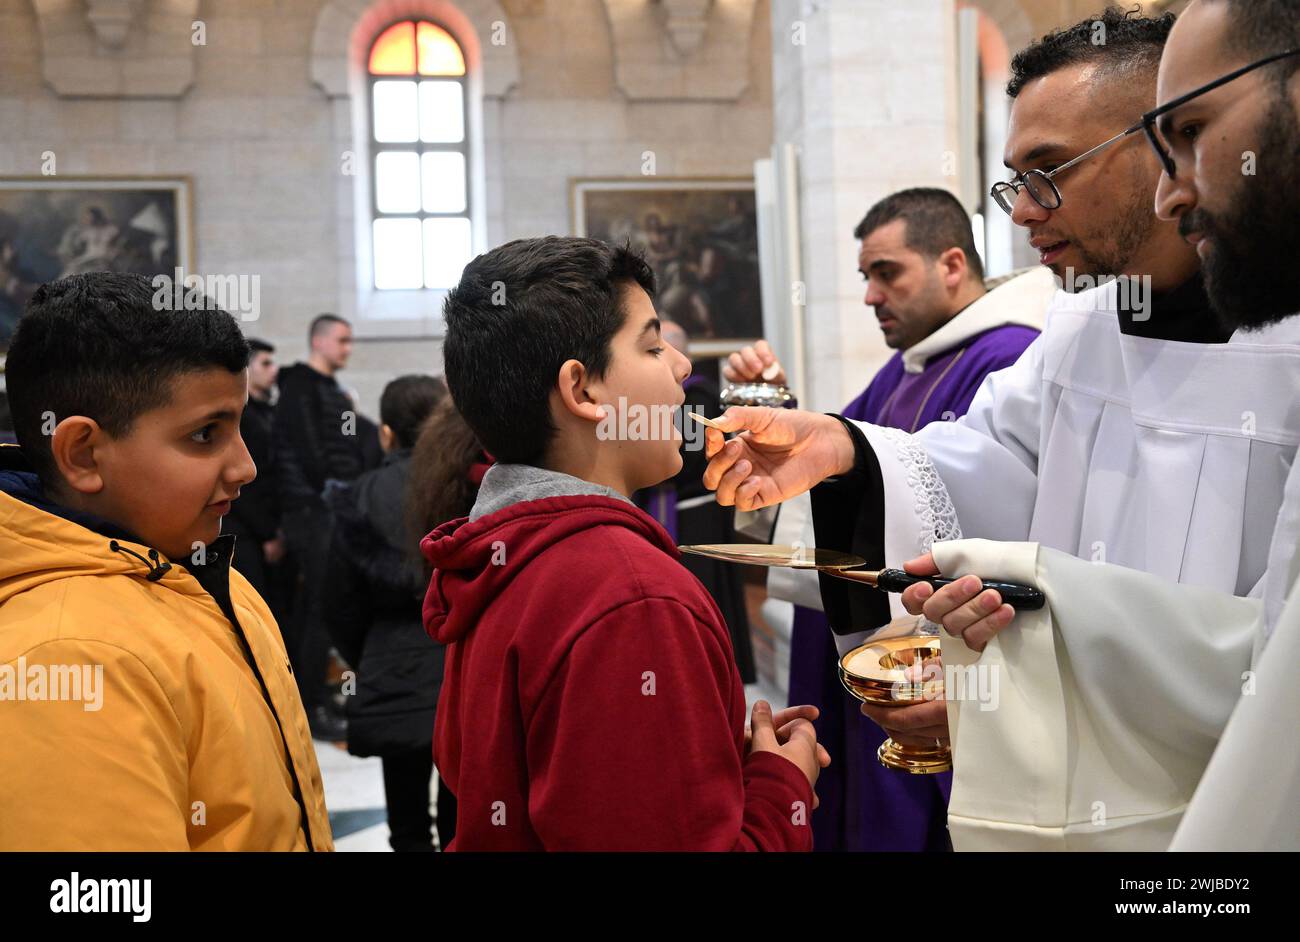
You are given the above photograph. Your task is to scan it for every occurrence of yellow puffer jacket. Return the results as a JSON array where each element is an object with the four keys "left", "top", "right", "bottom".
[{"left": 0, "top": 446, "right": 333, "bottom": 851}]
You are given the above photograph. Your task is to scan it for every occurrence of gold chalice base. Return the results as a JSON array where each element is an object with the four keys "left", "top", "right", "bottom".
[{"left": 839, "top": 636, "right": 951, "bottom": 775}]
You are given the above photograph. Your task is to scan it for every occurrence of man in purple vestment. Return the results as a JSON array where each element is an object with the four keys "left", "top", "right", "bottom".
[{"left": 725, "top": 188, "right": 1051, "bottom": 850}]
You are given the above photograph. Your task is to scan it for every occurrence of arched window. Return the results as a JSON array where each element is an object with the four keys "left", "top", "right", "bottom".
[{"left": 368, "top": 20, "right": 472, "bottom": 290}]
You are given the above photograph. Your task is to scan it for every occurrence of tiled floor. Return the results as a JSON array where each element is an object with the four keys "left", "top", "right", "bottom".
[
  {"left": 316, "top": 742, "right": 398, "bottom": 851},
  {"left": 317, "top": 680, "right": 787, "bottom": 851}
]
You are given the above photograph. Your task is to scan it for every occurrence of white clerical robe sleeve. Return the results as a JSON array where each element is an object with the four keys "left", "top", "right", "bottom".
[
  {"left": 806, "top": 337, "right": 1047, "bottom": 650},
  {"left": 1167, "top": 390, "right": 1300, "bottom": 850},
  {"left": 809, "top": 421, "right": 938, "bottom": 654},
  {"left": 1168, "top": 581, "right": 1300, "bottom": 850},
  {"left": 932, "top": 539, "right": 1257, "bottom": 851}
]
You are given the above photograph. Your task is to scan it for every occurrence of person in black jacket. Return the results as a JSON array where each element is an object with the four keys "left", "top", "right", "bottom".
[
  {"left": 0, "top": 391, "right": 16, "bottom": 446},
  {"left": 227, "top": 339, "right": 284, "bottom": 600},
  {"left": 324, "top": 374, "right": 447, "bottom": 852},
  {"left": 273, "top": 313, "right": 380, "bottom": 741},
  {"left": 367, "top": 391, "right": 490, "bottom": 850}
]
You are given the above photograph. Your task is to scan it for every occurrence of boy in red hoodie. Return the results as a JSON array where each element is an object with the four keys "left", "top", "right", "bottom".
[{"left": 423, "top": 236, "right": 825, "bottom": 851}]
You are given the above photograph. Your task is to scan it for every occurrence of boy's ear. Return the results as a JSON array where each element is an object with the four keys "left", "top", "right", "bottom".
[
  {"left": 554, "top": 359, "right": 606, "bottom": 424},
  {"left": 50, "top": 416, "right": 107, "bottom": 495}
]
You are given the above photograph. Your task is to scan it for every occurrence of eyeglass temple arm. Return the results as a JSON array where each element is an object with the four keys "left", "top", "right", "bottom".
[
  {"left": 1048, "top": 122, "right": 1144, "bottom": 178},
  {"left": 1141, "top": 47, "right": 1300, "bottom": 128}
]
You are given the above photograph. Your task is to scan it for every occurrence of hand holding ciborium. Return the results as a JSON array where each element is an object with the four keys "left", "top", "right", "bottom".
[
  {"left": 677, "top": 544, "right": 1045, "bottom": 773},
  {"left": 837, "top": 624, "right": 950, "bottom": 774}
]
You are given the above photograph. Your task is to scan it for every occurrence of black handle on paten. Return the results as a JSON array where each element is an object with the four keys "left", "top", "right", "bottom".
[{"left": 876, "top": 569, "right": 1046, "bottom": 611}]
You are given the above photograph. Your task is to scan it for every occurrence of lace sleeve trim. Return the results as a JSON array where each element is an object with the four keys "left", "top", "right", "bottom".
[{"left": 877, "top": 426, "right": 962, "bottom": 551}]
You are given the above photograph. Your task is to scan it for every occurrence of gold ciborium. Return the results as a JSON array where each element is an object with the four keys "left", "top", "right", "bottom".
[
  {"left": 678, "top": 543, "right": 1044, "bottom": 775},
  {"left": 677, "top": 544, "right": 955, "bottom": 774},
  {"left": 838, "top": 632, "right": 951, "bottom": 774}
]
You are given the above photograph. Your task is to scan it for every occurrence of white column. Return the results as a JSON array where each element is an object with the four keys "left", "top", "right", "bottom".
[{"left": 771, "top": 0, "right": 961, "bottom": 411}]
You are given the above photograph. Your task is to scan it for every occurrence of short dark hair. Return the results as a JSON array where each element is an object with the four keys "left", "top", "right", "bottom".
[
  {"left": 247, "top": 338, "right": 275, "bottom": 356},
  {"left": 853, "top": 188, "right": 985, "bottom": 281},
  {"left": 442, "top": 236, "right": 656, "bottom": 465},
  {"left": 309, "top": 313, "right": 349, "bottom": 341},
  {"left": 380, "top": 374, "right": 447, "bottom": 450},
  {"left": 5, "top": 272, "right": 250, "bottom": 487},
  {"left": 1007, "top": 7, "right": 1176, "bottom": 99},
  {"left": 1214, "top": 0, "right": 1300, "bottom": 84}
]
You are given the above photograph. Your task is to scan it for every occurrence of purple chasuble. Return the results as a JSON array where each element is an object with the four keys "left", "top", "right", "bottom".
[{"left": 789, "top": 322, "right": 1039, "bottom": 851}]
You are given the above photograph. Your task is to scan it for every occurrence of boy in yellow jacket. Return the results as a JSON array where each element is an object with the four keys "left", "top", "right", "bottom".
[{"left": 0, "top": 272, "right": 333, "bottom": 851}]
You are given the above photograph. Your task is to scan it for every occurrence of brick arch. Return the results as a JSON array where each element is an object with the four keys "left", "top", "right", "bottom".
[{"left": 309, "top": 0, "right": 519, "bottom": 99}]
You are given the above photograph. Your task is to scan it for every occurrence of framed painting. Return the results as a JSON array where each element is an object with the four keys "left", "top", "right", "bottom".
[
  {"left": 0, "top": 176, "right": 194, "bottom": 357},
  {"left": 571, "top": 178, "right": 761, "bottom": 356}
]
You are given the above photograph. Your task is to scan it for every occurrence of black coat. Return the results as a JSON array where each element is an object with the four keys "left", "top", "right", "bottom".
[
  {"left": 227, "top": 396, "right": 278, "bottom": 542},
  {"left": 272, "top": 362, "right": 377, "bottom": 514},
  {"left": 322, "top": 450, "right": 444, "bottom": 757}
]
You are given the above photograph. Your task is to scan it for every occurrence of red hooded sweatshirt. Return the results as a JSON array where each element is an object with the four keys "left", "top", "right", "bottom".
[{"left": 422, "top": 489, "right": 813, "bottom": 851}]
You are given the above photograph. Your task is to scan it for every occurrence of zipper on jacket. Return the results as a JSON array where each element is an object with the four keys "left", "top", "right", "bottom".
[{"left": 121, "top": 537, "right": 321, "bottom": 852}]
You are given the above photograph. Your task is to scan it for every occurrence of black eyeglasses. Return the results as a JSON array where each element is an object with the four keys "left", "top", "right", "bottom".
[
  {"left": 991, "top": 121, "right": 1143, "bottom": 216},
  {"left": 1140, "top": 47, "right": 1300, "bottom": 178}
]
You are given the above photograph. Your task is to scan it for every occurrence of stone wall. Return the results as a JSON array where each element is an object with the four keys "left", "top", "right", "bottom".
[{"left": 0, "top": 0, "right": 774, "bottom": 416}]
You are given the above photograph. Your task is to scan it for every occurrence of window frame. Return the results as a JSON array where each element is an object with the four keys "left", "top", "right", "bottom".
[{"left": 366, "top": 18, "right": 473, "bottom": 291}]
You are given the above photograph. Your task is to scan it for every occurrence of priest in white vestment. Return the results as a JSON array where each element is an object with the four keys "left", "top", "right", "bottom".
[
  {"left": 855, "top": 0, "right": 1300, "bottom": 850},
  {"left": 705, "top": 283, "right": 1300, "bottom": 852},
  {"left": 927, "top": 444, "right": 1299, "bottom": 849}
]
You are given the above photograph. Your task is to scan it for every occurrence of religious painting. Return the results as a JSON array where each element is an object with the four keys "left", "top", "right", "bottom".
[
  {"left": 0, "top": 177, "right": 194, "bottom": 356},
  {"left": 571, "top": 178, "right": 761, "bottom": 356}
]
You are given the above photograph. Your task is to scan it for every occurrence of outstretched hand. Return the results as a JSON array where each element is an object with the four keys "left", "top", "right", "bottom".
[{"left": 701, "top": 407, "right": 856, "bottom": 512}]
